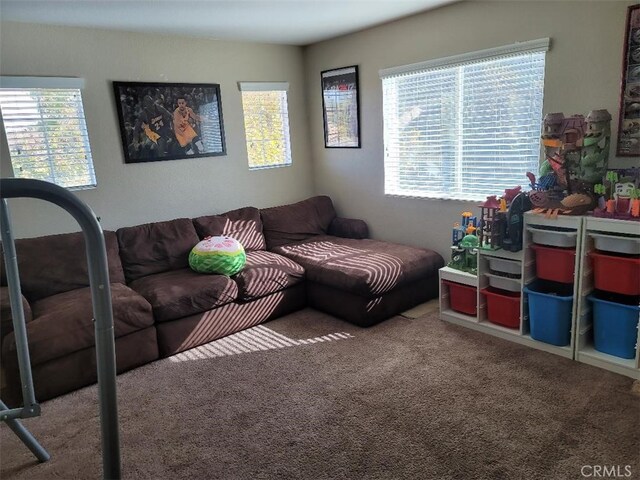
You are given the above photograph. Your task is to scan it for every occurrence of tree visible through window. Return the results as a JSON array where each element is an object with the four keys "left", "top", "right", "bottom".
[
  {"left": 239, "top": 83, "right": 291, "bottom": 169},
  {"left": 381, "top": 40, "right": 548, "bottom": 201},
  {"left": 0, "top": 78, "right": 96, "bottom": 190}
]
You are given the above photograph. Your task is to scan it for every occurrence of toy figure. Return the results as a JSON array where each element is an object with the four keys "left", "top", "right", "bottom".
[
  {"left": 591, "top": 168, "right": 640, "bottom": 221},
  {"left": 614, "top": 182, "right": 636, "bottom": 214},
  {"left": 579, "top": 109, "right": 611, "bottom": 185}
]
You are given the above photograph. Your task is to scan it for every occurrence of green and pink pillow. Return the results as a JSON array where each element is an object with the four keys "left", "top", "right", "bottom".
[{"left": 188, "top": 236, "right": 246, "bottom": 276}]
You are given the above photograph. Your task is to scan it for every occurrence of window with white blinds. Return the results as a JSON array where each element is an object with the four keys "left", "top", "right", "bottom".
[
  {"left": 0, "top": 77, "right": 96, "bottom": 190},
  {"left": 380, "top": 39, "right": 548, "bottom": 201},
  {"left": 238, "top": 82, "right": 292, "bottom": 170}
]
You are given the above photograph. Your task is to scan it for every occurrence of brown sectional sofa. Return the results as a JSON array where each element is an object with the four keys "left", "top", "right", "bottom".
[{"left": 1, "top": 196, "right": 443, "bottom": 404}]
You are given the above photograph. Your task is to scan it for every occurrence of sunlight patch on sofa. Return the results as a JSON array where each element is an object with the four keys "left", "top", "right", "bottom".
[
  {"left": 178, "top": 291, "right": 287, "bottom": 351},
  {"left": 280, "top": 240, "right": 403, "bottom": 294}
]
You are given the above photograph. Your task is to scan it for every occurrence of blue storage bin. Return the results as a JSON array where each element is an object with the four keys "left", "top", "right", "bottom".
[
  {"left": 588, "top": 295, "right": 640, "bottom": 359},
  {"left": 524, "top": 282, "right": 573, "bottom": 346}
]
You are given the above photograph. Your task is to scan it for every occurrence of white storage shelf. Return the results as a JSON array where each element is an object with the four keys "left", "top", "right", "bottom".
[
  {"left": 575, "top": 216, "right": 640, "bottom": 379},
  {"left": 519, "top": 212, "right": 582, "bottom": 360},
  {"left": 440, "top": 212, "right": 639, "bottom": 377},
  {"left": 440, "top": 240, "right": 574, "bottom": 360}
]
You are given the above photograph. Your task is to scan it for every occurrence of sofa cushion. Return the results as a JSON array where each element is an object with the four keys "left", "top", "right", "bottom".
[
  {"left": 0, "top": 231, "right": 125, "bottom": 302},
  {"left": 2, "top": 283, "right": 153, "bottom": 367},
  {"left": 117, "top": 218, "right": 199, "bottom": 282},
  {"left": 273, "top": 235, "right": 444, "bottom": 298},
  {"left": 0, "top": 286, "right": 32, "bottom": 338},
  {"left": 129, "top": 268, "right": 238, "bottom": 322},
  {"left": 233, "top": 250, "right": 305, "bottom": 301},
  {"left": 193, "top": 206, "right": 266, "bottom": 251},
  {"left": 260, "top": 196, "right": 337, "bottom": 250}
]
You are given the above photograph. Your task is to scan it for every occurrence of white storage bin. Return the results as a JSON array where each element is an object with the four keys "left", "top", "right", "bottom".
[
  {"left": 590, "top": 232, "right": 640, "bottom": 255},
  {"left": 527, "top": 226, "right": 577, "bottom": 248},
  {"left": 484, "top": 273, "right": 522, "bottom": 292},
  {"left": 487, "top": 257, "right": 521, "bottom": 276}
]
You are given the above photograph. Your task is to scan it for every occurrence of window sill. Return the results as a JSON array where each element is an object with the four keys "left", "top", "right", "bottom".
[
  {"left": 249, "top": 163, "right": 292, "bottom": 171},
  {"left": 384, "top": 192, "right": 485, "bottom": 203}
]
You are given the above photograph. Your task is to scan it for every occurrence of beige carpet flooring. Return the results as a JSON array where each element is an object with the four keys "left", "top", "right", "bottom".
[{"left": 1, "top": 308, "right": 639, "bottom": 480}]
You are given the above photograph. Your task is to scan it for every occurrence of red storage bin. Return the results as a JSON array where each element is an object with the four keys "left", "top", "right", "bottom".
[
  {"left": 443, "top": 280, "right": 477, "bottom": 316},
  {"left": 481, "top": 287, "right": 521, "bottom": 328},
  {"left": 530, "top": 244, "right": 575, "bottom": 283},
  {"left": 590, "top": 251, "right": 640, "bottom": 296}
]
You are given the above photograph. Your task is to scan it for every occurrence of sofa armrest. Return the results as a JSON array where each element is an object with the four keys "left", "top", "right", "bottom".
[
  {"left": 328, "top": 217, "right": 369, "bottom": 239},
  {"left": 0, "top": 286, "right": 32, "bottom": 337}
]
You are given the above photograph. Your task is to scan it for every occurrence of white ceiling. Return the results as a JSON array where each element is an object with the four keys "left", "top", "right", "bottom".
[{"left": 0, "top": 0, "right": 458, "bottom": 46}]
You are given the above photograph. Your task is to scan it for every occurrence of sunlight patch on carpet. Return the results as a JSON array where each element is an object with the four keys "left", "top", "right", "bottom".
[{"left": 169, "top": 324, "right": 354, "bottom": 362}]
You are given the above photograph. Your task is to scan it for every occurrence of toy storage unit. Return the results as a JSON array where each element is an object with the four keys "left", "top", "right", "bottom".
[
  {"left": 440, "top": 212, "right": 640, "bottom": 378},
  {"left": 575, "top": 216, "right": 640, "bottom": 379},
  {"left": 440, "top": 238, "right": 575, "bottom": 355}
]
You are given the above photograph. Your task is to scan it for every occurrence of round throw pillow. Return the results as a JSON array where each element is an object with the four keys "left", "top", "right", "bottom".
[{"left": 188, "top": 236, "right": 246, "bottom": 276}]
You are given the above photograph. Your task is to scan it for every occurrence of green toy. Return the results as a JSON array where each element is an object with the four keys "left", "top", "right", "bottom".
[
  {"left": 448, "top": 234, "right": 479, "bottom": 275},
  {"left": 189, "top": 236, "right": 246, "bottom": 276},
  {"left": 579, "top": 110, "right": 612, "bottom": 184}
]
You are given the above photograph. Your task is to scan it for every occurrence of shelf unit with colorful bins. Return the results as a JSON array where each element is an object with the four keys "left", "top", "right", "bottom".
[
  {"left": 441, "top": 243, "right": 577, "bottom": 357},
  {"left": 575, "top": 216, "right": 640, "bottom": 380}
]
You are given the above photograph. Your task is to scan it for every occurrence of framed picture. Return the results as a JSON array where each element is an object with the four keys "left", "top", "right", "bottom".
[
  {"left": 321, "top": 65, "right": 361, "bottom": 148},
  {"left": 616, "top": 4, "right": 640, "bottom": 156},
  {"left": 113, "top": 81, "right": 226, "bottom": 163}
]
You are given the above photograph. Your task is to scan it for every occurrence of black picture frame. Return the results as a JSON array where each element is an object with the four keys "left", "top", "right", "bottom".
[
  {"left": 113, "top": 81, "right": 226, "bottom": 163},
  {"left": 321, "top": 65, "right": 361, "bottom": 148},
  {"left": 616, "top": 4, "right": 640, "bottom": 157}
]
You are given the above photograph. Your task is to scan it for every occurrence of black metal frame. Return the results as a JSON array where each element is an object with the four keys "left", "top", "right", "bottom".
[{"left": 321, "top": 65, "right": 361, "bottom": 149}]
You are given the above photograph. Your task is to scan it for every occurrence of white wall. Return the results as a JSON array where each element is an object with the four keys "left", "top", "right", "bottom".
[
  {"left": 304, "top": 0, "right": 636, "bottom": 260},
  {"left": 0, "top": 22, "right": 314, "bottom": 238}
]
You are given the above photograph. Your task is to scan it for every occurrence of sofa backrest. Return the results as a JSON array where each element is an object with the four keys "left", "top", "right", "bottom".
[
  {"left": 117, "top": 218, "right": 199, "bottom": 283},
  {"left": 192, "top": 206, "right": 266, "bottom": 251},
  {"left": 260, "top": 196, "right": 337, "bottom": 250},
  {"left": 0, "top": 231, "right": 125, "bottom": 302}
]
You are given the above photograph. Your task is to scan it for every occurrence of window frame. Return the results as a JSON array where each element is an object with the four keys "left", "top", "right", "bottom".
[
  {"left": 0, "top": 76, "right": 96, "bottom": 191},
  {"left": 238, "top": 81, "right": 292, "bottom": 171},
  {"left": 379, "top": 39, "right": 550, "bottom": 202}
]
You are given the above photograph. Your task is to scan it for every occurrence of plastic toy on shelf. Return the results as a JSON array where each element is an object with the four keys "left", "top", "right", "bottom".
[
  {"left": 478, "top": 195, "right": 504, "bottom": 250},
  {"left": 526, "top": 109, "right": 612, "bottom": 219},
  {"left": 477, "top": 189, "right": 531, "bottom": 252},
  {"left": 448, "top": 212, "right": 479, "bottom": 274},
  {"left": 592, "top": 168, "right": 640, "bottom": 221},
  {"left": 451, "top": 211, "right": 478, "bottom": 246}
]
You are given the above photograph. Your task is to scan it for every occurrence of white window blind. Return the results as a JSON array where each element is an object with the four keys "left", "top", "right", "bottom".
[
  {"left": 238, "top": 82, "right": 292, "bottom": 170},
  {"left": 380, "top": 39, "right": 548, "bottom": 201},
  {"left": 0, "top": 77, "right": 96, "bottom": 190}
]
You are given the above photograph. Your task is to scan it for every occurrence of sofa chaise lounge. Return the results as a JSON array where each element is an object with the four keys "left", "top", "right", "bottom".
[{"left": 1, "top": 196, "right": 443, "bottom": 404}]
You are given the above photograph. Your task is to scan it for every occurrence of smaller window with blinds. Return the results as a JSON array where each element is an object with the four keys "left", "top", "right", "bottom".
[
  {"left": 239, "top": 82, "right": 292, "bottom": 170},
  {"left": 380, "top": 39, "right": 549, "bottom": 201},
  {"left": 0, "top": 77, "right": 96, "bottom": 190}
]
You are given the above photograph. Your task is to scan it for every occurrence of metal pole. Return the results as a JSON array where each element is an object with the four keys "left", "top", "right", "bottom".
[
  {"left": 0, "top": 178, "right": 121, "bottom": 480},
  {"left": 0, "top": 199, "right": 38, "bottom": 410},
  {"left": 0, "top": 400, "right": 49, "bottom": 462}
]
